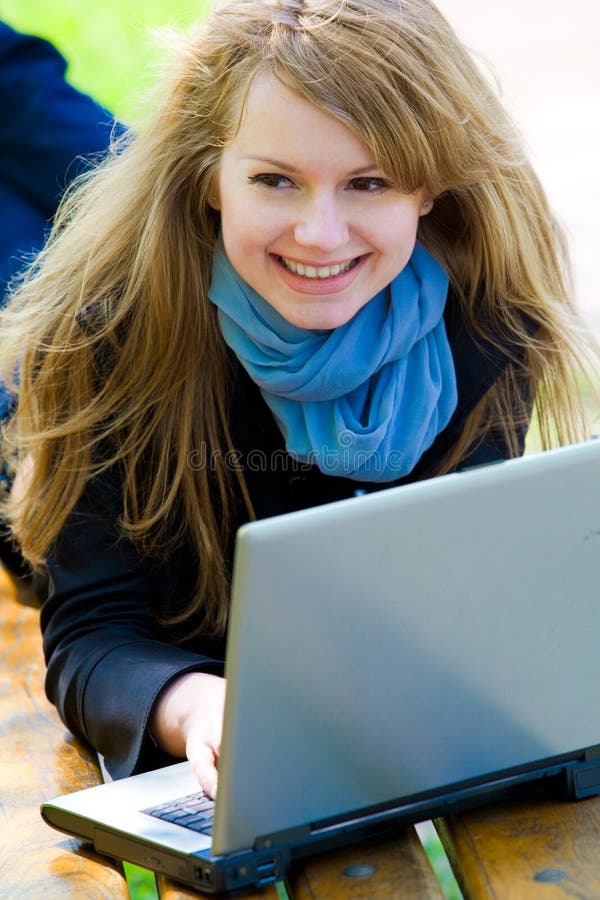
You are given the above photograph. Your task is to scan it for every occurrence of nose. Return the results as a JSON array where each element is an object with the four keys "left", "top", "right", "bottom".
[{"left": 293, "top": 192, "right": 349, "bottom": 252}]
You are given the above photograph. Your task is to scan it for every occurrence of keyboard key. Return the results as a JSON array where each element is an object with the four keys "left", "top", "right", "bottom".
[{"left": 143, "top": 791, "right": 215, "bottom": 834}]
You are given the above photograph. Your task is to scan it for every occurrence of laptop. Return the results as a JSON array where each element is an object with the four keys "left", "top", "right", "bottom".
[{"left": 41, "top": 439, "right": 600, "bottom": 893}]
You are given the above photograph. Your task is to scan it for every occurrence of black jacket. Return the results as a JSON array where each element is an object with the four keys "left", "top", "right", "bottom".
[{"left": 41, "top": 291, "right": 531, "bottom": 779}]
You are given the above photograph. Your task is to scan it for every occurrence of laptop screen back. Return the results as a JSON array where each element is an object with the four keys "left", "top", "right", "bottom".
[{"left": 212, "top": 441, "right": 600, "bottom": 854}]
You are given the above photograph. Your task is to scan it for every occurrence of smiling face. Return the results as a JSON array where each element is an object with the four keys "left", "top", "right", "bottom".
[{"left": 211, "top": 72, "right": 431, "bottom": 330}]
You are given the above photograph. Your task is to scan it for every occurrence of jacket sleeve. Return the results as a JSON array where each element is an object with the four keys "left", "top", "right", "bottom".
[{"left": 41, "top": 469, "right": 226, "bottom": 780}]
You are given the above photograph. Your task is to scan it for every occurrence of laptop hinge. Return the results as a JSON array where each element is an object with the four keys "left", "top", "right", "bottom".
[
  {"left": 254, "top": 824, "right": 311, "bottom": 851},
  {"left": 564, "top": 750, "right": 600, "bottom": 800}
]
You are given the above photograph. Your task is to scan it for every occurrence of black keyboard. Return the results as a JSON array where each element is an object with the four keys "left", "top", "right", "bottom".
[{"left": 143, "top": 791, "right": 215, "bottom": 835}]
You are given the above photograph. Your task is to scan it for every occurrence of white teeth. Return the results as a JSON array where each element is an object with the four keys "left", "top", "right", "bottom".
[{"left": 280, "top": 257, "right": 357, "bottom": 278}]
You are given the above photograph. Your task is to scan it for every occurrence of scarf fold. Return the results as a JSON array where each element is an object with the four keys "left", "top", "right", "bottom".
[{"left": 209, "top": 239, "right": 457, "bottom": 482}]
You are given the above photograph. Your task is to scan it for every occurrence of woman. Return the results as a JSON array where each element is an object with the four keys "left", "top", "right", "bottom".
[{"left": 0, "top": 0, "right": 596, "bottom": 798}]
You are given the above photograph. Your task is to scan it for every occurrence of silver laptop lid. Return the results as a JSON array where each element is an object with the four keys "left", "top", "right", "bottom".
[{"left": 213, "top": 440, "right": 600, "bottom": 854}]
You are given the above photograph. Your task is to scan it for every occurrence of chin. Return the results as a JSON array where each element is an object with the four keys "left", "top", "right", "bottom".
[
  {"left": 283, "top": 304, "right": 363, "bottom": 331},
  {"left": 289, "top": 314, "right": 350, "bottom": 331}
]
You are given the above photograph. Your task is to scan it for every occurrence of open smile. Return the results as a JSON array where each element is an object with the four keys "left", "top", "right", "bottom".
[
  {"left": 278, "top": 255, "right": 361, "bottom": 280},
  {"left": 271, "top": 252, "right": 370, "bottom": 296}
]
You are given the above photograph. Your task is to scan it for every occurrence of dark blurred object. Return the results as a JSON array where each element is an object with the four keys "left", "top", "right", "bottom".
[{"left": 0, "top": 21, "right": 124, "bottom": 300}]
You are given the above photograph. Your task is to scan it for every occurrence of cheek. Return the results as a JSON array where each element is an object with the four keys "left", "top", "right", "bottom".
[
  {"left": 366, "top": 208, "right": 422, "bottom": 285},
  {"left": 220, "top": 193, "right": 271, "bottom": 241},
  {"left": 220, "top": 218, "right": 272, "bottom": 288},
  {"left": 375, "top": 205, "right": 423, "bottom": 254},
  {"left": 391, "top": 203, "right": 423, "bottom": 234}
]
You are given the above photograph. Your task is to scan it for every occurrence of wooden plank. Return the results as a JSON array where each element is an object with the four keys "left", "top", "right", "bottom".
[
  {"left": 436, "top": 790, "right": 600, "bottom": 899},
  {"left": 0, "top": 570, "right": 128, "bottom": 898},
  {"left": 157, "top": 872, "right": 280, "bottom": 898},
  {"left": 289, "top": 828, "right": 443, "bottom": 899}
]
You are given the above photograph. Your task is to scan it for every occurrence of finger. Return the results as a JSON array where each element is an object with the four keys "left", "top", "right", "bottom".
[{"left": 188, "top": 741, "right": 219, "bottom": 799}]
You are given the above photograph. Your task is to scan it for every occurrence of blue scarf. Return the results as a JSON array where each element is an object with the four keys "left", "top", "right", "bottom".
[{"left": 209, "top": 239, "right": 457, "bottom": 482}]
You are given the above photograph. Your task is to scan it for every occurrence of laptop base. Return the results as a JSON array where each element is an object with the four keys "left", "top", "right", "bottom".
[{"left": 73, "top": 751, "right": 600, "bottom": 894}]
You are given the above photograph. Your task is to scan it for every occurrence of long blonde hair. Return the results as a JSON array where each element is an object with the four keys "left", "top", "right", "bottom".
[{"left": 1, "top": 0, "right": 597, "bottom": 635}]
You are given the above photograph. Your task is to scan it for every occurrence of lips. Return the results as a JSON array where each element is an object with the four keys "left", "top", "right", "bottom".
[
  {"left": 271, "top": 251, "right": 370, "bottom": 298},
  {"left": 278, "top": 255, "right": 360, "bottom": 280}
]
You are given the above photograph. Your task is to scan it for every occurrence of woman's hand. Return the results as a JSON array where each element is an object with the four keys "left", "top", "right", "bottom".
[{"left": 150, "top": 672, "right": 226, "bottom": 799}]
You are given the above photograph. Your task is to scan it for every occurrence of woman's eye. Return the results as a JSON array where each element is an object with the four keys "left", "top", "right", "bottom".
[
  {"left": 248, "top": 173, "right": 295, "bottom": 189},
  {"left": 349, "top": 177, "right": 391, "bottom": 193}
]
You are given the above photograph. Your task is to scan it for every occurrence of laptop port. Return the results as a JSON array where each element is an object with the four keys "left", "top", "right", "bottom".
[
  {"left": 256, "top": 858, "right": 278, "bottom": 885},
  {"left": 195, "top": 866, "right": 212, "bottom": 883}
]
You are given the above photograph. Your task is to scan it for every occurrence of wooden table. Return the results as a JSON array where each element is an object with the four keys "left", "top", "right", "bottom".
[
  {"left": 0, "top": 569, "right": 127, "bottom": 898},
  {"left": 2, "top": 568, "right": 600, "bottom": 899}
]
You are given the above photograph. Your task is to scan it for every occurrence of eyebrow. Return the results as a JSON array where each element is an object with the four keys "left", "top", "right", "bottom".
[{"left": 242, "top": 156, "right": 381, "bottom": 176}]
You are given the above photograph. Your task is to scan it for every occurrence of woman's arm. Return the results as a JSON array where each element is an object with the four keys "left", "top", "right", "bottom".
[
  {"left": 151, "top": 672, "right": 226, "bottom": 798},
  {"left": 42, "top": 467, "right": 227, "bottom": 784}
]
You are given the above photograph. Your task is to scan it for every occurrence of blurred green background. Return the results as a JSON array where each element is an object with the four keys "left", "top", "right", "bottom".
[
  {"left": 1, "top": 0, "right": 209, "bottom": 121},
  {"left": 0, "top": 2, "right": 463, "bottom": 896}
]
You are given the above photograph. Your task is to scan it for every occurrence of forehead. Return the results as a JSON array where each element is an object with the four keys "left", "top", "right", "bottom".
[{"left": 222, "top": 71, "right": 378, "bottom": 171}]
